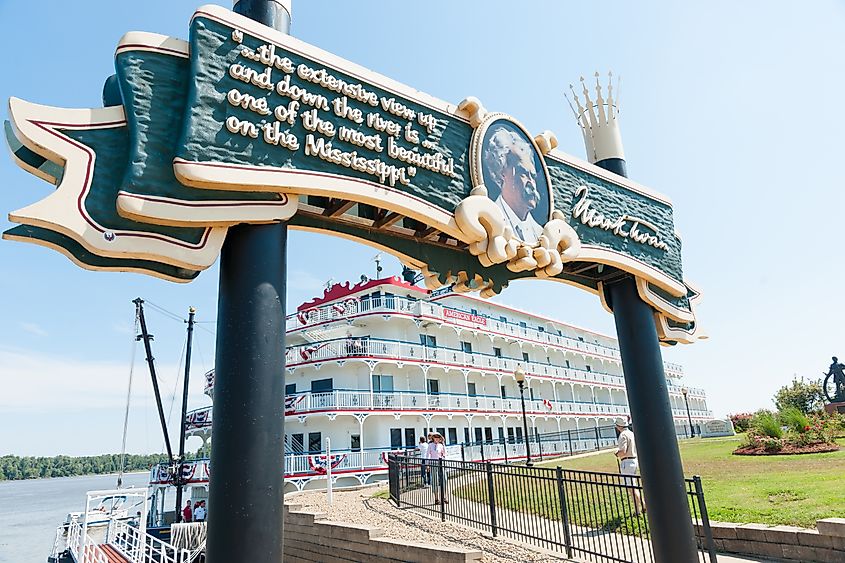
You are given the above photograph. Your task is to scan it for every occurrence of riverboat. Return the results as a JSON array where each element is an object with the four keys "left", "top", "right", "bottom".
[{"left": 145, "top": 275, "right": 712, "bottom": 520}]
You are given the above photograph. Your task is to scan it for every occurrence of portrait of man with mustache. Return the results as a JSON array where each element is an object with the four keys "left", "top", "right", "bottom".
[{"left": 481, "top": 125, "right": 548, "bottom": 245}]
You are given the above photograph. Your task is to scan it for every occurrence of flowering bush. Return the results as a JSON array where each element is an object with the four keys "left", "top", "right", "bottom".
[
  {"left": 741, "top": 428, "right": 783, "bottom": 451},
  {"left": 793, "top": 414, "right": 837, "bottom": 445},
  {"left": 729, "top": 412, "right": 753, "bottom": 433},
  {"left": 738, "top": 411, "right": 837, "bottom": 453}
]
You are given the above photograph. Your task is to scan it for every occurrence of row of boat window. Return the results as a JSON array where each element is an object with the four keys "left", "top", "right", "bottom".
[
  {"left": 283, "top": 425, "right": 531, "bottom": 454},
  {"left": 286, "top": 376, "right": 574, "bottom": 402}
]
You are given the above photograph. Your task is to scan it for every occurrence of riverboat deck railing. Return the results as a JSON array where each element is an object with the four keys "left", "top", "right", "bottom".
[
  {"left": 186, "top": 392, "right": 711, "bottom": 433},
  {"left": 282, "top": 336, "right": 705, "bottom": 398},
  {"left": 107, "top": 520, "right": 192, "bottom": 563},
  {"left": 158, "top": 424, "right": 706, "bottom": 485},
  {"left": 62, "top": 518, "right": 108, "bottom": 563},
  {"left": 289, "top": 293, "right": 629, "bottom": 360}
]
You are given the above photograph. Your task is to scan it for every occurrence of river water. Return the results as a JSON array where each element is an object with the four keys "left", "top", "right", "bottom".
[{"left": 0, "top": 471, "right": 150, "bottom": 563}]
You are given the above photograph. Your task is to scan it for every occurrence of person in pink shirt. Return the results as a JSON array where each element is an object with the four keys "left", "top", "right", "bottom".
[{"left": 427, "top": 433, "right": 448, "bottom": 505}]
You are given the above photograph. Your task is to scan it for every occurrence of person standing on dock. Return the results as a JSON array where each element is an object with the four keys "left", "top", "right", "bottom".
[
  {"left": 194, "top": 501, "right": 206, "bottom": 522},
  {"left": 182, "top": 500, "right": 193, "bottom": 523}
]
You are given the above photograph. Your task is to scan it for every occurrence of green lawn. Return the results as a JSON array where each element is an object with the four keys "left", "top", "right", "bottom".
[
  {"left": 538, "top": 436, "right": 845, "bottom": 528},
  {"left": 454, "top": 465, "right": 649, "bottom": 536}
]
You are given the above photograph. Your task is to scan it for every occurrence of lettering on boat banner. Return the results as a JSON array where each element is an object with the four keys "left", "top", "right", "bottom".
[
  {"left": 443, "top": 308, "right": 488, "bottom": 327},
  {"left": 3, "top": 4, "right": 702, "bottom": 344}
]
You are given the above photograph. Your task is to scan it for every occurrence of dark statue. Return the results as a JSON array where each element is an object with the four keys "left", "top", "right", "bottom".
[{"left": 823, "top": 356, "right": 845, "bottom": 403}]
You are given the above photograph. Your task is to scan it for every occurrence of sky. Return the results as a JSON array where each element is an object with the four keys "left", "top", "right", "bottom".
[{"left": 1, "top": 0, "right": 843, "bottom": 456}]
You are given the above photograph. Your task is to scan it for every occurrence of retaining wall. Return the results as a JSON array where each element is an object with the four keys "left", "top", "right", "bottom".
[
  {"left": 283, "top": 503, "right": 483, "bottom": 563},
  {"left": 698, "top": 518, "right": 845, "bottom": 563}
]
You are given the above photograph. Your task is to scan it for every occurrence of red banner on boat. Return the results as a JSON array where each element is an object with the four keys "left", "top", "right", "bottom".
[
  {"left": 308, "top": 453, "right": 347, "bottom": 474},
  {"left": 443, "top": 308, "right": 487, "bottom": 326}
]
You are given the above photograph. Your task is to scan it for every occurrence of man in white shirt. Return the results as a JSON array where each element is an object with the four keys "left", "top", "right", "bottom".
[
  {"left": 483, "top": 126, "right": 545, "bottom": 245},
  {"left": 615, "top": 418, "right": 646, "bottom": 516},
  {"left": 193, "top": 501, "right": 206, "bottom": 522},
  {"left": 418, "top": 435, "right": 430, "bottom": 485}
]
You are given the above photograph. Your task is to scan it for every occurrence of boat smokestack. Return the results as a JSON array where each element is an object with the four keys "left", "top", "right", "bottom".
[{"left": 566, "top": 71, "right": 626, "bottom": 177}]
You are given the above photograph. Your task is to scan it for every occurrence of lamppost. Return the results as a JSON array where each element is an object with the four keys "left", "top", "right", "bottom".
[
  {"left": 681, "top": 388, "right": 695, "bottom": 437},
  {"left": 514, "top": 366, "right": 532, "bottom": 466}
]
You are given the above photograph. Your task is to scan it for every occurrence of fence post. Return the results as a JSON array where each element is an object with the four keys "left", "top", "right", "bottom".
[
  {"left": 387, "top": 456, "right": 400, "bottom": 507},
  {"left": 693, "top": 476, "right": 718, "bottom": 563},
  {"left": 461, "top": 444, "right": 465, "bottom": 462},
  {"left": 438, "top": 460, "right": 446, "bottom": 522},
  {"left": 486, "top": 461, "right": 498, "bottom": 537},
  {"left": 567, "top": 429, "right": 573, "bottom": 456},
  {"left": 326, "top": 437, "right": 332, "bottom": 506},
  {"left": 555, "top": 466, "right": 573, "bottom": 559},
  {"left": 503, "top": 439, "right": 508, "bottom": 464}
]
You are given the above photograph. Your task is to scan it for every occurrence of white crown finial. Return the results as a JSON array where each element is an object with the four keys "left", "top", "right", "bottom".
[{"left": 565, "top": 71, "right": 624, "bottom": 164}]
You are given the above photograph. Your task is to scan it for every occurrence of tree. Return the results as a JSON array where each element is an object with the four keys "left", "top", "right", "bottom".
[{"left": 774, "top": 377, "right": 824, "bottom": 414}]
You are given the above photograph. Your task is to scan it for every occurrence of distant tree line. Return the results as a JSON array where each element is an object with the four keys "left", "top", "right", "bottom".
[{"left": 0, "top": 453, "right": 169, "bottom": 481}]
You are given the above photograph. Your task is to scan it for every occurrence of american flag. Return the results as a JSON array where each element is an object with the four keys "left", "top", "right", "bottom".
[{"left": 285, "top": 394, "right": 305, "bottom": 414}]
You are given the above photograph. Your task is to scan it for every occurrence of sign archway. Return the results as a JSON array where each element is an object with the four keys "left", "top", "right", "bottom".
[{"left": 4, "top": 4, "right": 703, "bottom": 562}]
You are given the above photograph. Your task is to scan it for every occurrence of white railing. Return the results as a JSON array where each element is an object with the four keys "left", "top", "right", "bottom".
[
  {"left": 288, "top": 337, "right": 627, "bottom": 383},
  {"left": 288, "top": 295, "right": 625, "bottom": 361},
  {"left": 284, "top": 337, "right": 705, "bottom": 398},
  {"left": 284, "top": 449, "right": 389, "bottom": 475},
  {"left": 186, "top": 393, "right": 710, "bottom": 437},
  {"left": 108, "top": 520, "right": 191, "bottom": 563},
  {"left": 288, "top": 390, "right": 631, "bottom": 417},
  {"left": 66, "top": 519, "right": 108, "bottom": 563}
]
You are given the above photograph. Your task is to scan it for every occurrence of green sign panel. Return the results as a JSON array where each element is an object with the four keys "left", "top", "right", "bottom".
[{"left": 4, "top": 5, "right": 701, "bottom": 344}]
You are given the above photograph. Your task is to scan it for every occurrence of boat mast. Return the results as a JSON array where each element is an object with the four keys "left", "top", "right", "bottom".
[
  {"left": 175, "top": 307, "right": 196, "bottom": 522},
  {"left": 132, "top": 298, "right": 175, "bottom": 464}
]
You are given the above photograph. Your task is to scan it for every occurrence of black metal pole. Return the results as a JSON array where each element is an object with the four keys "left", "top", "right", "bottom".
[
  {"left": 517, "top": 381, "right": 532, "bottom": 466},
  {"left": 175, "top": 307, "right": 196, "bottom": 523},
  {"left": 205, "top": 2, "right": 291, "bottom": 561},
  {"left": 596, "top": 156, "right": 698, "bottom": 563},
  {"left": 683, "top": 392, "right": 695, "bottom": 437},
  {"left": 607, "top": 278, "right": 698, "bottom": 562},
  {"left": 133, "top": 298, "right": 174, "bottom": 463}
]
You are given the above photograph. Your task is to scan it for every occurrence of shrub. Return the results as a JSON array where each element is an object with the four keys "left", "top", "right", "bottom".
[
  {"left": 751, "top": 410, "right": 783, "bottom": 438},
  {"left": 742, "top": 429, "right": 784, "bottom": 451},
  {"left": 779, "top": 407, "right": 810, "bottom": 434},
  {"left": 773, "top": 377, "right": 824, "bottom": 414},
  {"left": 729, "top": 412, "right": 753, "bottom": 433}
]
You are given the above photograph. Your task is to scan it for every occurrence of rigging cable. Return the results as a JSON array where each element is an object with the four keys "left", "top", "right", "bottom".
[
  {"left": 166, "top": 334, "right": 188, "bottom": 432},
  {"left": 117, "top": 308, "right": 141, "bottom": 489},
  {"left": 144, "top": 300, "right": 186, "bottom": 324}
]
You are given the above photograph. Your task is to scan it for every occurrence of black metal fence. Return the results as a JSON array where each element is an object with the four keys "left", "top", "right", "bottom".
[{"left": 388, "top": 455, "right": 717, "bottom": 563}]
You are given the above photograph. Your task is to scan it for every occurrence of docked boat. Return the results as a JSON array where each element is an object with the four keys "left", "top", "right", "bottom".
[
  {"left": 144, "top": 275, "right": 712, "bottom": 517},
  {"left": 46, "top": 275, "right": 714, "bottom": 561}
]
